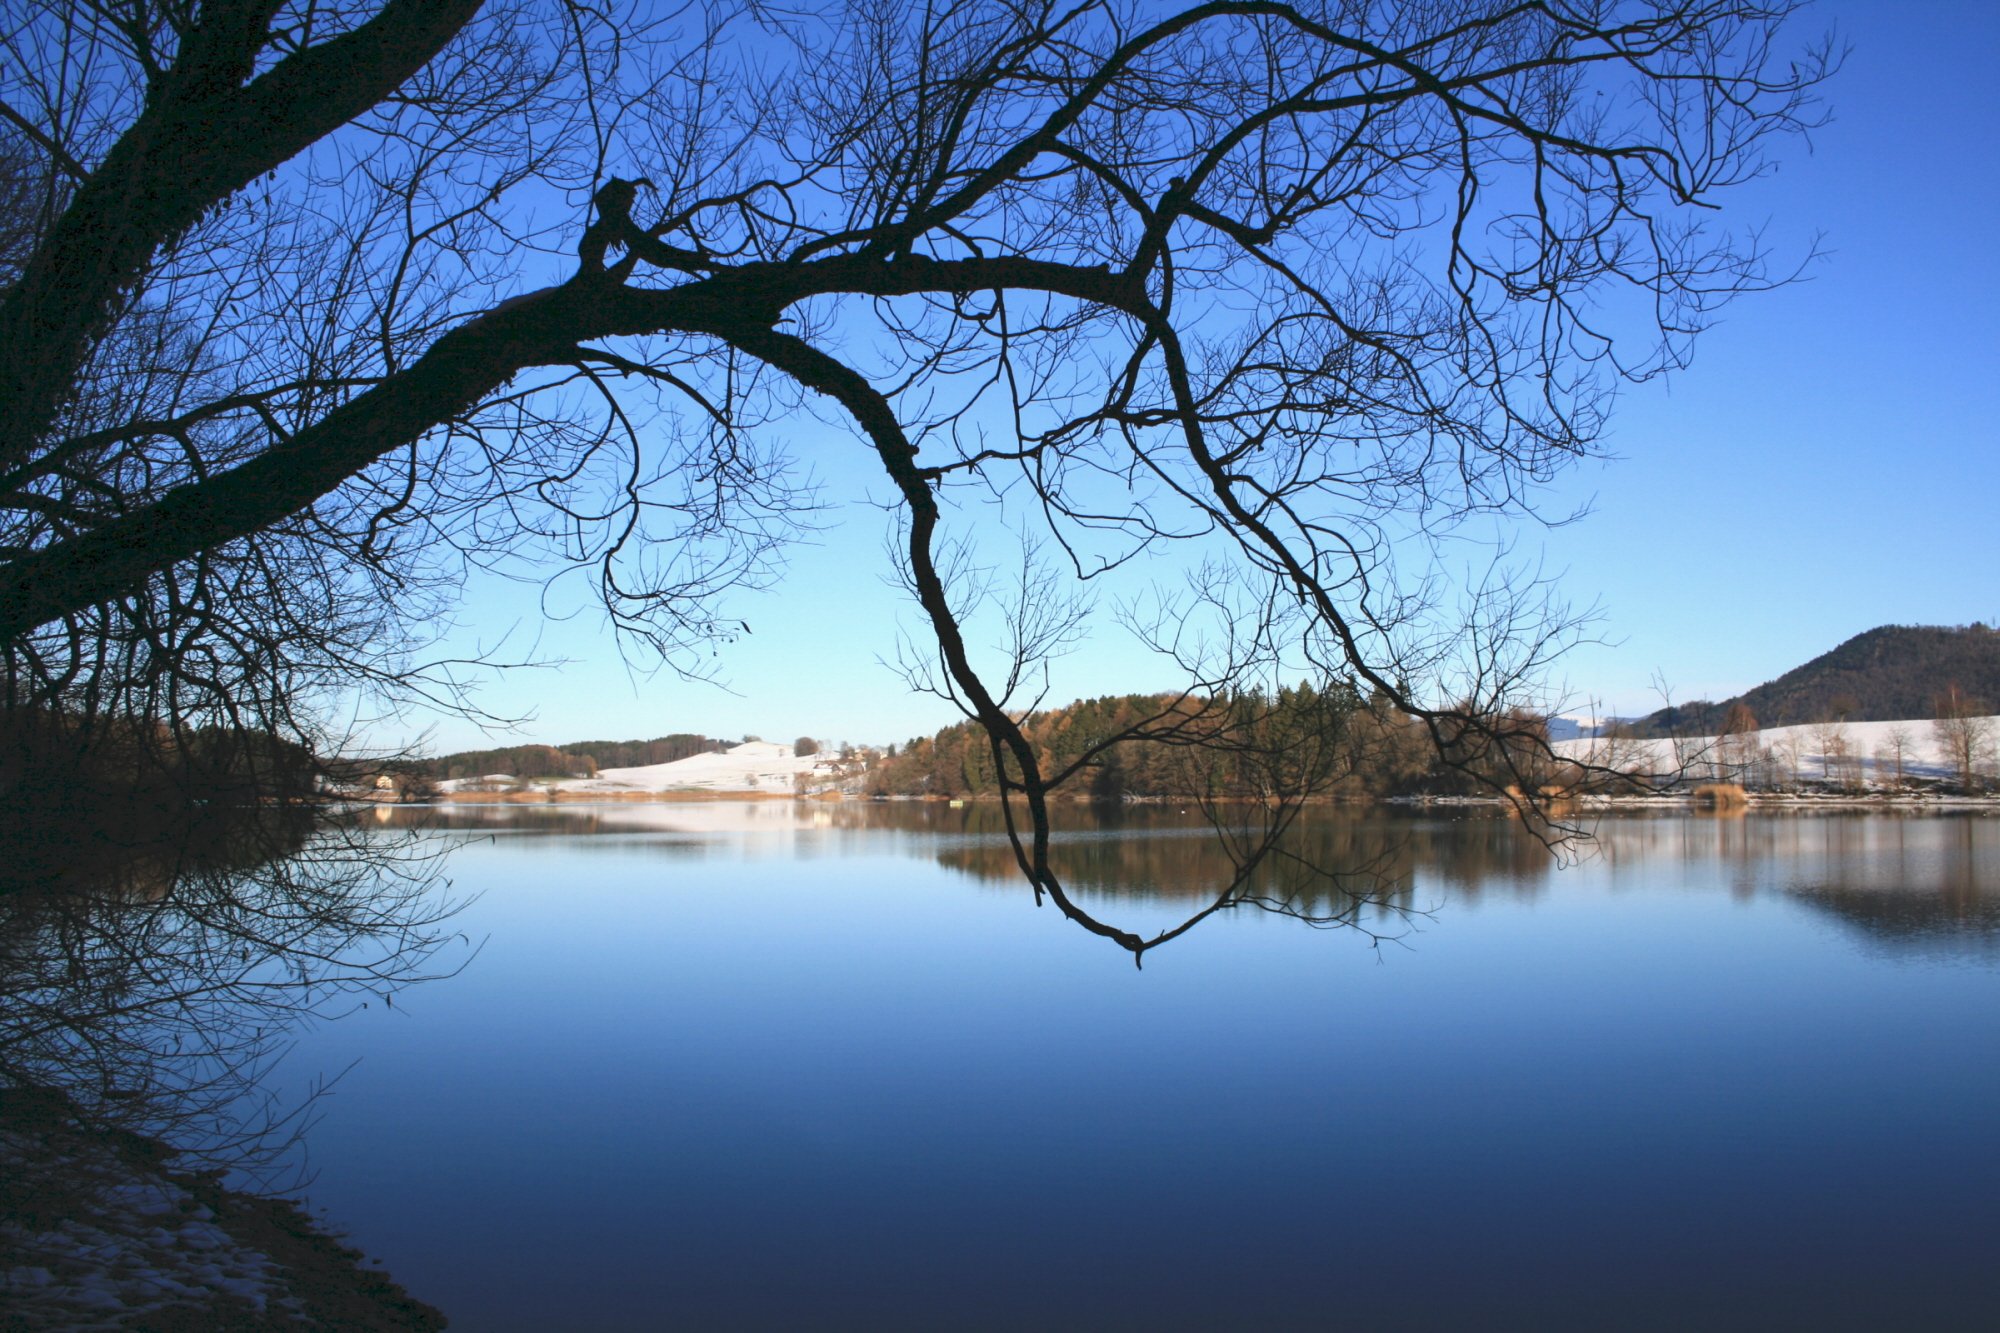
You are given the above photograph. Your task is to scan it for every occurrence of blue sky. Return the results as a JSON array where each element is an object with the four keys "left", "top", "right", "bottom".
[
  {"left": 398, "top": 0, "right": 1999, "bottom": 755},
  {"left": 1533, "top": 0, "right": 2000, "bottom": 716}
]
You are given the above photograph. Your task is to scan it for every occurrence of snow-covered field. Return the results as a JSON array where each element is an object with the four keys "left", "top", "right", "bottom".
[
  {"left": 440, "top": 740, "right": 840, "bottom": 795},
  {"left": 1553, "top": 716, "right": 1999, "bottom": 784},
  {"left": 436, "top": 717, "right": 1997, "bottom": 799}
]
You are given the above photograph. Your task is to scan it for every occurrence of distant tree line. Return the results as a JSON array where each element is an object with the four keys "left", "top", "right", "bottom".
[
  {"left": 863, "top": 687, "right": 1563, "bottom": 802},
  {"left": 425, "top": 734, "right": 728, "bottom": 781}
]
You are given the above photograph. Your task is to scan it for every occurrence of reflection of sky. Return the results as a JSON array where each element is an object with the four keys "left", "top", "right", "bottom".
[
  {"left": 401, "top": 0, "right": 2000, "bottom": 754},
  {"left": 284, "top": 812, "right": 2000, "bottom": 1328}
]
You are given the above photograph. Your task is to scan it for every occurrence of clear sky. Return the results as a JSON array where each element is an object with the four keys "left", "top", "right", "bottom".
[{"left": 395, "top": 0, "right": 2000, "bottom": 756}]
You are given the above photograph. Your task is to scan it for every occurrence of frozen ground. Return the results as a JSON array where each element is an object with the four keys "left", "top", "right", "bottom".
[{"left": 1552, "top": 715, "right": 1999, "bottom": 783}]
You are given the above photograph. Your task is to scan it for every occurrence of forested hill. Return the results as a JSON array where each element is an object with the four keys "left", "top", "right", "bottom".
[
  {"left": 1638, "top": 624, "right": 2000, "bottom": 733},
  {"left": 424, "top": 734, "right": 730, "bottom": 781},
  {"left": 866, "top": 689, "right": 1460, "bottom": 800}
]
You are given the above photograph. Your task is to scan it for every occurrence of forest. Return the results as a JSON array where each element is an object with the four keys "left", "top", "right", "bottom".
[
  {"left": 421, "top": 733, "right": 730, "bottom": 781},
  {"left": 862, "top": 686, "right": 1553, "bottom": 802}
]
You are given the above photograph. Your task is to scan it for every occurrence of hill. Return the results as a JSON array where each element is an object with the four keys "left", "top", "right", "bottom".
[
  {"left": 1636, "top": 623, "right": 2000, "bottom": 734},
  {"left": 424, "top": 733, "right": 730, "bottom": 781}
]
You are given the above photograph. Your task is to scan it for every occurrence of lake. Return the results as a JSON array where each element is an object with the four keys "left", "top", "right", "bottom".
[{"left": 184, "top": 806, "right": 2000, "bottom": 1325}]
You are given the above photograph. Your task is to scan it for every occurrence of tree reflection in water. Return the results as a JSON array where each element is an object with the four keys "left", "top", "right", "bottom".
[
  {"left": 925, "top": 804, "right": 1575, "bottom": 937},
  {"left": 1652, "top": 811, "right": 2000, "bottom": 958},
  {"left": 401, "top": 800, "right": 2000, "bottom": 963},
  {"left": 0, "top": 801, "right": 464, "bottom": 1186},
  {"left": 925, "top": 804, "right": 1424, "bottom": 944},
  {"left": 403, "top": 799, "right": 1574, "bottom": 960}
]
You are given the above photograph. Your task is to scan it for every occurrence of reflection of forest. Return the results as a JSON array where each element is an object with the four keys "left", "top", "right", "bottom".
[
  {"left": 1764, "top": 816, "right": 1997, "bottom": 954},
  {"left": 2, "top": 803, "right": 457, "bottom": 1177},
  {"left": 1578, "top": 811, "right": 2000, "bottom": 954},
  {"left": 1, "top": 799, "right": 457, "bottom": 1326},
  {"left": 922, "top": 807, "right": 1562, "bottom": 913},
  {"left": 388, "top": 802, "right": 2000, "bottom": 954},
  {"left": 392, "top": 799, "right": 1564, "bottom": 910}
]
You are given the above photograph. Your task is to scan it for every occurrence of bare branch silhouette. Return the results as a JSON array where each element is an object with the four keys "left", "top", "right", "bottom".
[{"left": 0, "top": 2, "right": 1833, "bottom": 948}]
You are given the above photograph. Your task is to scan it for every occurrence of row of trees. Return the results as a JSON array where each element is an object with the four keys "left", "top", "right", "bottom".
[
  {"left": 863, "top": 685, "right": 1562, "bottom": 802},
  {"left": 871, "top": 680, "right": 2000, "bottom": 803},
  {"left": 1594, "top": 685, "right": 1998, "bottom": 793},
  {"left": 420, "top": 732, "right": 729, "bottom": 781}
]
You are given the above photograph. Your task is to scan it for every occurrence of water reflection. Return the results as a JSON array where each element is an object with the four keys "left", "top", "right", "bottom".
[
  {"left": 1509, "top": 810, "right": 2000, "bottom": 955},
  {"left": 386, "top": 800, "right": 2000, "bottom": 958},
  {"left": 389, "top": 801, "right": 1461, "bottom": 954},
  {"left": 1717, "top": 814, "right": 1998, "bottom": 957},
  {"left": 12, "top": 801, "right": 1980, "bottom": 1166},
  {"left": 292, "top": 803, "right": 2000, "bottom": 1330},
  {"left": 0, "top": 803, "right": 464, "bottom": 1183}
]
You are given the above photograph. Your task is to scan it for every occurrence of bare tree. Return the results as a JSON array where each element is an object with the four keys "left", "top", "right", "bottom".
[
  {"left": 1594, "top": 726, "right": 1658, "bottom": 791},
  {"left": 1718, "top": 701, "right": 1759, "bottom": 785},
  {"left": 1882, "top": 721, "right": 1914, "bottom": 787},
  {"left": 1571, "top": 697, "right": 1653, "bottom": 791},
  {"left": 1772, "top": 728, "right": 1805, "bottom": 790},
  {"left": 0, "top": 2, "right": 1833, "bottom": 948},
  {"left": 1809, "top": 714, "right": 1848, "bottom": 784},
  {"left": 1646, "top": 674, "right": 1721, "bottom": 791},
  {"left": 1933, "top": 684, "right": 1996, "bottom": 793}
]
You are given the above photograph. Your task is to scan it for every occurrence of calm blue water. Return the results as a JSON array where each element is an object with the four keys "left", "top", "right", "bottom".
[{"left": 282, "top": 807, "right": 2000, "bottom": 1329}]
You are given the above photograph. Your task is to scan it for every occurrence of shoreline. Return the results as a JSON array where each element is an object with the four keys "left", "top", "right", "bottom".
[
  {"left": 393, "top": 789, "right": 2000, "bottom": 814},
  {"left": 1, "top": 1087, "right": 446, "bottom": 1330}
]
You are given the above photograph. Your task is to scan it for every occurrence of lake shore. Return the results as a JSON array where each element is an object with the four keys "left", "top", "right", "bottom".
[
  {"left": 1, "top": 1087, "right": 446, "bottom": 1330},
  {"left": 413, "top": 788, "right": 2000, "bottom": 811}
]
